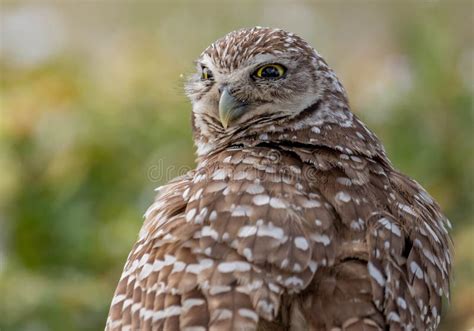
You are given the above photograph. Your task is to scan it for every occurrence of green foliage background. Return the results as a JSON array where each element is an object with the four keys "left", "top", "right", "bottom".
[{"left": 0, "top": 1, "right": 473, "bottom": 330}]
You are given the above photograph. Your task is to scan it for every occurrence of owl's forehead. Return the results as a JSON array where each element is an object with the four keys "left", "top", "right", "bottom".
[{"left": 200, "top": 27, "right": 316, "bottom": 71}]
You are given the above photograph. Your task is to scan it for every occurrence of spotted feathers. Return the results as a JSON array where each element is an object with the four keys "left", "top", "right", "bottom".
[{"left": 106, "top": 27, "right": 451, "bottom": 331}]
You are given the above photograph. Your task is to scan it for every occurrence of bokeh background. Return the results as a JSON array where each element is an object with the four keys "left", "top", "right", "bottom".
[{"left": 1, "top": 1, "right": 473, "bottom": 330}]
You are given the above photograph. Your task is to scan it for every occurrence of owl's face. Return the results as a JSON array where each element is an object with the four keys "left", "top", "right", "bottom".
[{"left": 186, "top": 27, "right": 348, "bottom": 156}]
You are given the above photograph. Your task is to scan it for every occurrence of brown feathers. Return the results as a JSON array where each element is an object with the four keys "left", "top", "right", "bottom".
[{"left": 106, "top": 27, "right": 451, "bottom": 331}]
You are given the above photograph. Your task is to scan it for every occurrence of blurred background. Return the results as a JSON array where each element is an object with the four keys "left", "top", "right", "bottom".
[{"left": 0, "top": 1, "right": 473, "bottom": 330}]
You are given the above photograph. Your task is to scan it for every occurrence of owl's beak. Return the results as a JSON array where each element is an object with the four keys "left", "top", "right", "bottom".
[{"left": 219, "top": 87, "right": 247, "bottom": 129}]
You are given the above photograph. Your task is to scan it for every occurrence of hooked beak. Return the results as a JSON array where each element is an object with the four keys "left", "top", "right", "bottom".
[{"left": 219, "top": 87, "right": 248, "bottom": 129}]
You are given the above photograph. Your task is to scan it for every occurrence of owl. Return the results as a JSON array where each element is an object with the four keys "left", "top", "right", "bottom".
[{"left": 106, "top": 27, "right": 452, "bottom": 331}]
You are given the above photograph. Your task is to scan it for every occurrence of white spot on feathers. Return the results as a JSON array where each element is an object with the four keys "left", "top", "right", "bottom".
[
  {"left": 310, "top": 233, "right": 331, "bottom": 246},
  {"left": 301, "top": 199, "right": 321, "bottom": 208},
  {"left": 294, "top": 237, "right": 309, "bottom": 250},
  {"left": 209, "top": 286, "right": 232, "bottom": 295},
  {"left": 335, "top": 191, "right": 351, "bottom": 203},
  {"left": 209, "top": 210, "right": 218, "bottom": 221},
  {"left": 238, "top": 308, "right": 259, "bottom": 323},
  {"left": 253, "top": 194, "right": 270, "bottom": 205},
  {"left": 410, "top": 261, "right": 424, "bottom": 279},
  {"left": 212, "top": 169, "right": 227, "bottom": 180},
  {"left": 238, "top": 226, "right": 258, "bottom": 238},
  {"left": 378, "top": 217, "right": 402, "bottom": 237},
  {"left": 387, "top": 312, "right": 401, "bottom": 322},
  {"left": 212, "top": 308, "right": 233, "bottom": 320},
  {"left": 336, "top": 177, "right": 352, "bottom": 186},
  {"left": 243, "top": 248, "right": 253, "bottom": 261},
  {"left": 186, "top": 208, "right": 197, "bottom": 222},
  {"left": 182, "top": 298, "right": 205, "bottom": 310},
  {"left": 231, "top": 205, "right": 253, "bottom": 217},
  {"left": 284, "top": 276, "right": 304, "bottom": 287},
  {"left": 397, "top": 297, "right": 407, "bottom": 310},
  {"left": 398, "top": 203, "right": 418, "bottom": 217},
  {"left": 256, "top": 222, "right": 286, "bottom": 241},
  {"left": 201, "top": 226, "right": 219, "bottom": 240},
  {"left": 111, "top": 294, "right": 126, "bottom": 305},
  {"left": 139, "top": 263, "right": 153, "bottom": 279},
  {"left": 270, "top": 197, "right": 286, "bottom": 208},
  {"left": 368, "top": 261, "right": 386, "bottom": 286},
  {"left": 218, "top": 261, "right": 251, "bottom": 273},
  {"left": 350, "top": 218, "right": 365, "bottom": 231},
  {"left": 153, "top": 305, "right": 181, "bottom": 321},
  {"left": 246, "top": 183, "right": 265, "bottom": 194},
  {"left": 183, "top": 327, "right": 206, "bottom": 331}
]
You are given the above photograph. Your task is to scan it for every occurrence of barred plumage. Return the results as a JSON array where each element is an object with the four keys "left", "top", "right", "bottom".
[{"left": 106, "top": 27, "right": 452, "bottom": 331}]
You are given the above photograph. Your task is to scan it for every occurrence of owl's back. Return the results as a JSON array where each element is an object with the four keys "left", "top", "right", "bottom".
[{"left": 106, "top": 143, "right": 451, "bottom": 331}]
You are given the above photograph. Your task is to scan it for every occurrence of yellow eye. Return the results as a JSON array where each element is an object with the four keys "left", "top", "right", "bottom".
[
  {"left": 255, "top": 64, "right": 286, "bottom": 79},
  {"left": 201, "top": 67, "right": 213, "bottom": 80}
]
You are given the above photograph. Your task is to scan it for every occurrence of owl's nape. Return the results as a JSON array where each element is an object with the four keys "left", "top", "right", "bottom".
[{"left": 106, "top": 27, "right": 452, "bottom": 331}]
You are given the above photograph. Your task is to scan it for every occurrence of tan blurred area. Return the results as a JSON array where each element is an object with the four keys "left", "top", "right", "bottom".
[{"left": 1, "top": 1, "right": 473, "bottom": 330}]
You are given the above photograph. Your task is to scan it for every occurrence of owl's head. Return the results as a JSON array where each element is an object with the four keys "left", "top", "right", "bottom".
[{"left": 186, "top": 27, "right": 352, "bottom": 157}]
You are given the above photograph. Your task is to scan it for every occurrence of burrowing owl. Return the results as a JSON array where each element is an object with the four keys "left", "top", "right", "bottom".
[{"left": 106, "top": 27, "right": 452, "bottom": 331}]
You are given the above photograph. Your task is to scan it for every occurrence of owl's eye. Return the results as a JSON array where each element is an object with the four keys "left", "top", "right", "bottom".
[
  {"left": 201, "top": 67, "right": 214, "bottom": 81},
  {"left": 255, "top": 64, "right": 286, "bottom": 79}
]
